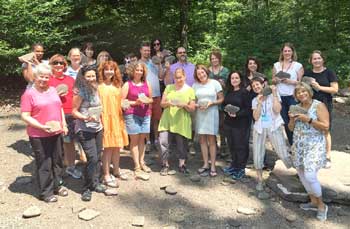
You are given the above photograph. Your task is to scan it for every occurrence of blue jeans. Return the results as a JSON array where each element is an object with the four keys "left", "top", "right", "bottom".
[{"left": 280, "top": 95, "right": 297, "bottom": 145}]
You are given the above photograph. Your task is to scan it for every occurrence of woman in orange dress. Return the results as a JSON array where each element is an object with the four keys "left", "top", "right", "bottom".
[{"left": 98, "top": 61, "right": 129, "bottom": 188}]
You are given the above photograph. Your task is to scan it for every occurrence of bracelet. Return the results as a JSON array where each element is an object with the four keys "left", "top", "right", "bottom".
[{"left": 308, "top": 118, "right": 313, "bottom": 124}]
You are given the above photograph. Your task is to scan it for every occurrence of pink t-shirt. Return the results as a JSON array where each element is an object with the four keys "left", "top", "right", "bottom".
[
  {"left": 21, "top": 87, "right": 63, "bottom": 137},
  {"left": 124, "top": 80, "right": 151, "bottom": 117}
]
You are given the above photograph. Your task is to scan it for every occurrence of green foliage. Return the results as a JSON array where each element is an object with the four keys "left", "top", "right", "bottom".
[{"left": 1, "top": 0, "right": 349, "bottom": 87}]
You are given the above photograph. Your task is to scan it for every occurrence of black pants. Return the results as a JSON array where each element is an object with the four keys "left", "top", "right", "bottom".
[
  {"left": 225, "top": 125, "right": 250, "bottom": 169},
  {"left": 281, "top": 95, "right": 296, "bottom": 145},
  {"left": 159, "top": 131, "right": 188, "bottom": 164},
  {"left": 30, "top": 134, "right": 64, "bottom": 199},
  {"left": 77, "top": 130, "right": 103, "bottom": 191}
]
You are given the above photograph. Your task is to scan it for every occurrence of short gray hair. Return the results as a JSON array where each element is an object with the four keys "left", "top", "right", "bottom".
[{"left": 33, "top": 63, "right": 52, "bottom": 77}]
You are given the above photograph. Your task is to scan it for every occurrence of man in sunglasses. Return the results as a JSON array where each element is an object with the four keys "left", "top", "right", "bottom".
[{"left": 164, "top": 47, "right": 195, "bottom": 86}]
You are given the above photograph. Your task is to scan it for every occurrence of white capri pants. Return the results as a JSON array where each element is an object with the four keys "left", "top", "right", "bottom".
[
  {"left": 296, "top": 168, "right": 322, "bottom": 197},
  {"left": 253, "top": 126, "right": 292, "bottom": 170}
]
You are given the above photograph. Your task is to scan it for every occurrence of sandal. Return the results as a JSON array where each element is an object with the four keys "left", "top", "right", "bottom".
[
  {"left": 43, "top": 195, "right": 58, "bottom": 203},
  {"left": 209, "top": 170, "right": 217, "bottom": 177},
  {"left": 103, "top": 177, "right": 119, "bottom": 188},
  {"left": 198, "top": 167, "right": 209, "bottom": 177},
  {"left": 54, "top": 186, "right": 68, "bottom": 197},
  {"left": 197, "top": 167, "right": 209, "bottom": 174},
  {"left": 113, "top": 172, "right": 128, "bottom": 181},
  {"left": 140, "top": 163, "right": 152, "bottom": 173},
  {"left": 134, "top": 168, "right": 150, "bottom": 181}
]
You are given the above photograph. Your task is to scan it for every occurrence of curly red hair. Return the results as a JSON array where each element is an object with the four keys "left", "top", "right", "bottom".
[{"left": 98, "top": 60, "right": 122, "bottom": 87}]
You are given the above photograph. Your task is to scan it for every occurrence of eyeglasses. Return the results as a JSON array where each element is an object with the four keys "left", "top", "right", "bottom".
[
  {"left": 153, "top": 43, "right": 160, "bottom": 46},
  {"left": 53, "top": 61, "right": 64, "bottom": 65}
]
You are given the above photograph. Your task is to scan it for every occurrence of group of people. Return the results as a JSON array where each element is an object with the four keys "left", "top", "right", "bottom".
[{"left": 19, "top": 40, "right": 338, "bottom": 222}]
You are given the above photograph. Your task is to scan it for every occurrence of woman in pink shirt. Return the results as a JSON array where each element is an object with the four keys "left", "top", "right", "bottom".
[
  {"left": 21, "top": 63, "right": 68, "bottom": 203},
  {"left": 122, "top": 62, "right": 153, "bottom": 180}
]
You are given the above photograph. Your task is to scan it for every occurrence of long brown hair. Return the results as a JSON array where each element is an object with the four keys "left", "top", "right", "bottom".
[{"left": 98, "top": 60, "right": 122, "bottom": 87}]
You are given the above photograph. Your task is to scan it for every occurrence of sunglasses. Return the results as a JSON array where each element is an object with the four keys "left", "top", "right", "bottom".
[
  {"left": 153, "top": 43, "right": 160, "bottom": 46},
  {"left": 53, "top": 61, "right": 64, "bottom": 65}
]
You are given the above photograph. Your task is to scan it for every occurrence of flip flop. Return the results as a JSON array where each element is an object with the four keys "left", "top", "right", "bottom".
[{"left": 209, "top": 170, "right": 217, "bottom": 177}]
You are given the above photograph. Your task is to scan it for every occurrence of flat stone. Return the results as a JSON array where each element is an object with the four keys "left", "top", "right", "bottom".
[
  {"left": 257, "top": 191, "right": 270, "bottom": 200},
  {"left": 23, "top": 206, "right": 41, "bottom": 218},
  {"left": 237, "top": 207, "right": 256, "bottom": 215},
  {"left": 165, "top": 186, "right": 177, "bottom": 195},
  {"left": 285, "top": 214, "right": 297, "bottom": 222},
  {"left": 189, "top": 175, "right": 201, "bottom": 182},
  {"left": 78, "top": 209, "right": 100, "bottom": 221},
  {"left": 170, "top": 214, "right": 185, "bottom": 223},
  {"left": 16, "top": 177, "right": 32, "bottom": 185},
  {"left": 132, "top": 216, "right": 145, "bottom": 227},
  {"left": 227, "top": 219, "right": 241, "bottom": 227},
  {"left": 104, "top": 188, "right": 118, "bottom": 196}
]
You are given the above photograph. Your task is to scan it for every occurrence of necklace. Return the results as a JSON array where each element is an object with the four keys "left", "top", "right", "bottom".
[{"left": 282, "top": 61, "right": 293, "bottom": 72}]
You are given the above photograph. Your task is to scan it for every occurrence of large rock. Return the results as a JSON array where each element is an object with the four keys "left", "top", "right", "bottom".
[
  {"left": 267, "top": 151, "right": 350, "bottom": 205},
  {"left": 338, "top": 88, "right": 350, "bottom": 97},
  {"left": 333, "top": 97, "right": 347, "bottom": 104}
]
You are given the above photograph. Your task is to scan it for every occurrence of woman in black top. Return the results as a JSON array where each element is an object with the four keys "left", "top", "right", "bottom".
[
  {"left": 303, "top": 50, "right": 338, "bottom": 168},
  {"left": 222, "top": 71, "right": 252, "bottom": 180}
]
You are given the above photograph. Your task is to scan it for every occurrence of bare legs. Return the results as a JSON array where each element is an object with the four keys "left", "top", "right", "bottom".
[
  {"left": 129, "top": 133, "right": 147, "bottom": 170},
  {"left": 199, "top": 134, "right": 216, "bottom": 172},
  {"left": 102, "top": 147, "right": 120, "bottom": 181}
]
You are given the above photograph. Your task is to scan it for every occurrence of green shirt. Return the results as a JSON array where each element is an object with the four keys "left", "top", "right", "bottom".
[{"left": 158, "top": 84, "right": 195, "bottom": 139}]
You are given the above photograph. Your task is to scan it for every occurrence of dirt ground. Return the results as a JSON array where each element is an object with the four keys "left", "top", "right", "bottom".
[{"left": 0, "top": 87, "right": 350, "bottom": 228}]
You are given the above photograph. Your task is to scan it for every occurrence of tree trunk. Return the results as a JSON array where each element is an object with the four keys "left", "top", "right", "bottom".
[{"left": 180, "top": 0, "right": 189, "bottom": 49}]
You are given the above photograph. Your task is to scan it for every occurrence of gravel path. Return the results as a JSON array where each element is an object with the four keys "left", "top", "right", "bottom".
[{"left": 0, "top": 104, "right": 349, "bottom": 228}]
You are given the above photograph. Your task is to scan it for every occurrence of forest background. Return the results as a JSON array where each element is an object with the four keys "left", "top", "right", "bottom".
[{"left": 1, "top": 0, "right": 350, "bottom": 87}]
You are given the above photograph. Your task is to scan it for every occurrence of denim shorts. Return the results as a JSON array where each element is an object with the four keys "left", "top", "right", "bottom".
[{"left": 124, "top": 114, "right": 151, "bottom": 135}]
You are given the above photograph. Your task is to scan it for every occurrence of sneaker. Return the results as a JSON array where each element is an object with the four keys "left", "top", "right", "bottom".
[
  {"left": 160, "top": 166, "right": 169, "bottom": 176},
  {"left": 223, "top": 166, "right": 236, "bottom": 175},
  {"left": 299, "top": 202, "right": 318, "bottom": 211},
  {"left": 324, "top": 159, "right": 331, "bottom": 169},
  {"left": 232, "top": 169, "right": 245, "bottom": 180},
  {"left": 94, "top": 183, "right": 107, "bottom": 193},
  {"left": 81, "top": 189, "right": 92, "bottom": 201},
  {"left": 66, "top": 166, "right": 82, "bottom": 179},
  {"left": 179, "top": 165, "right": 190, "bottom": 175},
  {"left": 316, "top": 204, "right": 328, "bottom": 221}
]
